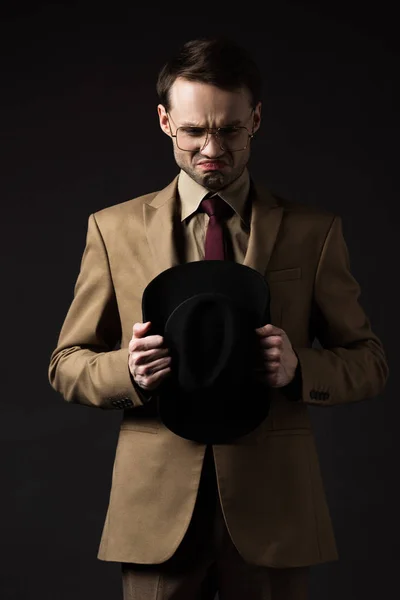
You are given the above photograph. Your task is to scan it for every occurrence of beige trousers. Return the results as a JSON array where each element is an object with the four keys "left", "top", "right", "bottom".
[{"left": 121, "top": 447, "right": 310, "bottom": 600}]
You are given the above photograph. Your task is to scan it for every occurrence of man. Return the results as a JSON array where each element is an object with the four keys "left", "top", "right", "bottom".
[{"left": 48, "top": 37, "right": 389, "bottom": 599}]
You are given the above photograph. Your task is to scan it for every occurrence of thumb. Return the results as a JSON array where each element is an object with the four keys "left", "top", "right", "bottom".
[{"left": 132, "top": 321, "right": 151, "bottom": 337}]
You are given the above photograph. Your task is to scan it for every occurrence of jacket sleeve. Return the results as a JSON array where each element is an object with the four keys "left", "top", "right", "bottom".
[
  {"left": 48, "top": 213, "right": 148, "bottom": 410},
  {"left": 294, "top": 215, "right": 389, "bottom": 406}
]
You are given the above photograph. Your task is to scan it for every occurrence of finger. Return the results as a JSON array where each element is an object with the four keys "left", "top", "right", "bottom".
[
  {"left": 133, "top": 348, "right": 170, "bottom": 365},
  {"left": 264, "top": 361, "right": 280, "bottom": 372},
  {"left": 263, "top": 348, "right": 281, "bottom": 360},
  {"left": 139, "top": 367, "right": 172, "bottom": 391},
  {"left": 147, "top": 357, "right": 172, "bottom": 373},
  {"left": 129, "top": 334, "right": 165, "bottom": 353},
  {"left": 134, "top": 357, "right": 172, "bottom": 377},
  {"left": 258, "top": 335, "right": 283, "bottom": 349},
  {"left": 255, "top": 323, "right": 282, "bottom": 336}
]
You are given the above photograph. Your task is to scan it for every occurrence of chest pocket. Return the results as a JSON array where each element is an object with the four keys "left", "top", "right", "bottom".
[{"left": 266, "top": 266, "right": 302, "bottom": 283}]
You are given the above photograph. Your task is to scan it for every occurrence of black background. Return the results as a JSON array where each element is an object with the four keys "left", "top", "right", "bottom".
[{"left": 1, "top": 1, "right": 398, "bottom": 598}]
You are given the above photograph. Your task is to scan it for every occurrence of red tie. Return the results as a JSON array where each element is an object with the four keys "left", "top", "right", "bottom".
[{"left": 200, "top": 196, "right": 232, "bottom": 260}]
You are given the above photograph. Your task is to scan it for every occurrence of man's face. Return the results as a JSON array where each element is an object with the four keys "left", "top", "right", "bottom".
[{"left": 158, "top": 77, "right": 261, "bottom": 191}]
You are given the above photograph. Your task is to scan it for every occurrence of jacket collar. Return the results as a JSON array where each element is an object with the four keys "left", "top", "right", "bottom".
[{"left": 143, "top": 175, "right": 283, "bottom": 278}]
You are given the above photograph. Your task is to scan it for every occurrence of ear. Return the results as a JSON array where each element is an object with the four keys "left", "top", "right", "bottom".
[
  {"left": 252, "top": 101, "right": 262, "bottom": 134},
  {"left": 158, "top": 104, "right": 172, "bottom": 137}
]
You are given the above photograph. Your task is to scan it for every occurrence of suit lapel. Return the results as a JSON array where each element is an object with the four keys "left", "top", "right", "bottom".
[
  {"left": 143, "top": 176, "right": 182, "bottom": 277},
  {"left": 243, "top": 182, "right": 284, "bottom": 275}
]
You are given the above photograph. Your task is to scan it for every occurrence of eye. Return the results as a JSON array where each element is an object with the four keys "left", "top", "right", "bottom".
[
  {"left": 181, "top": 127, "right": 206, "bottom": 137},
  {"left": 219, "top": 127, "right": 241, "bottom": 137}
]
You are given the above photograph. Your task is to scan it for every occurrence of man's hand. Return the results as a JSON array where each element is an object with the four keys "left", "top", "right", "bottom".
[
  {"left": 128, "top": 322, "right": 172, "bottom": 391},
  {"left": 255, "top": 324, "right": 298, "bottom": 388}
]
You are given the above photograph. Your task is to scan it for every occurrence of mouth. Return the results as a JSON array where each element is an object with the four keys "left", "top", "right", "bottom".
[{"left": 197, "top": 160, "right": 227, "bottom": 171}]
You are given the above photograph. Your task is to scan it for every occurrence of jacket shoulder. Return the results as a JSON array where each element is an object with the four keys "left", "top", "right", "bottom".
[
  {"left": 93, "top": 191, "right": 158, "bottom": 223},
  {"left": 271, "top": 192, "right": 338, "bottom": 230},
  {"left": 254, "top": 180, "right": 337, "bottom": 225}
]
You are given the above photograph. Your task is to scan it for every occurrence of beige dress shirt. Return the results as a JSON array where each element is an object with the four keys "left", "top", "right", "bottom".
[{"left": 177, "top": 168, "right": 251, "bottom": 263}]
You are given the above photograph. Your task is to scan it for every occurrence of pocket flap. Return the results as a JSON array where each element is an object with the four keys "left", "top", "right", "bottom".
[{"left": 266, "top": 267, "right": 301, "bottom": 282}]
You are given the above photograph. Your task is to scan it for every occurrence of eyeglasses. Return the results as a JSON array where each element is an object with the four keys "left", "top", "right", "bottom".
[{"left": 167, "top": 111, "right": 255, "bottom": 152}]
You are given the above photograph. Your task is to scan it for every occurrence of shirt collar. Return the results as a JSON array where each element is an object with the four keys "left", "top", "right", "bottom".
[{"left": 178, "top": 167, "right": 250, "bottom": 224}]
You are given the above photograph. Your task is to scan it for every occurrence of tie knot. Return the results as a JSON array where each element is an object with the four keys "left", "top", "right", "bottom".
[{"left": 200, "top": 196, "right": 232, "bottom": 220}]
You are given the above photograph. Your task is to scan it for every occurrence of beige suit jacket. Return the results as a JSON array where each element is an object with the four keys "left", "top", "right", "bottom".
[{"left": 48, "top": 176, "right": 388, "bottom": 567}]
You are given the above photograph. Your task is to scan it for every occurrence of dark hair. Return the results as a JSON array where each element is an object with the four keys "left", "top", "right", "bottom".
[{"left": 156, "top": 37, "right": 263, "bottom": 110}]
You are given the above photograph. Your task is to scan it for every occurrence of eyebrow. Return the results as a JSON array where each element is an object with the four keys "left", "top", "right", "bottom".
[{"left": 179, "top": 119, "right": 243, "bottom": 128}]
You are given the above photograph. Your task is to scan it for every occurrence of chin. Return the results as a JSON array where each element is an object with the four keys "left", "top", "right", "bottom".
[{"left": 202, "top": 172, "right": 225, "bottom": 189}]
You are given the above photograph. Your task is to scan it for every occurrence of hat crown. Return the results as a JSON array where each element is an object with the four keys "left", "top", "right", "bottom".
[{"left": 166, "top": 292, "right": 240, "bottom": 393}]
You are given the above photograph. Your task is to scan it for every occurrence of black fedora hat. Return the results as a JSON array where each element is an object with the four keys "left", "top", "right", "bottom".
[{"left": 142, "top": 260, "right": 271, "bottom": 444}]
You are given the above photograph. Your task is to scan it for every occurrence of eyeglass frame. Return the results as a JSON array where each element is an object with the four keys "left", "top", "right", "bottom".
[{"left": 166, "top": 110, "right": 256, "bottom": 153}]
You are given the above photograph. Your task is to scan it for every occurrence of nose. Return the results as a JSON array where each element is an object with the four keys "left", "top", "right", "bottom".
[{"left": 200, "top": 132, "right": 224, "bottom": 158}]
